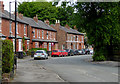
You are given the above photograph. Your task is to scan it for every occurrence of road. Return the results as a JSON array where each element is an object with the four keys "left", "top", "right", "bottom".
[{"left": 33, "top": 55, "right": 118, "bottom": 82}]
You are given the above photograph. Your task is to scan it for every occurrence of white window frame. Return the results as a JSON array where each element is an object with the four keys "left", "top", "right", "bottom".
[
  {"left": 82, "top": 36, "right": 84, "bottom": 43},
  {"left": 16, "top": 22, "right": 19, "bottom": 34},
  {"left": 13, "top": 39, "right": 15, "bottom": 52},
  {"left": 42, "top": 30, "right": 44, "bottom": 39},
  {"left": 0, "top": 18, "right": 1, "bottom": 32},
  {"left": 33, "top": 28, "right": 35, "bottom": 38},
  {"left": 27, "top": 40, "right": 29, "bottom": 51},
  {"left": 77, "top": 36, "right": 78, "bottom": 41},
  {"left": 18, "top": 39, "right": 22, "bottom": 51},
  {"left": 24, "top": 24, "right": 26, "bottom": 35},
  {"left": 10, "top": 21, "right": 12, "bottom": 34}
]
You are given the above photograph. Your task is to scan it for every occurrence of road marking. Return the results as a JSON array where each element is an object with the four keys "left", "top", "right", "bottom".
[{"left": 112, "top": 73, "right": 120, "bottom": 76}]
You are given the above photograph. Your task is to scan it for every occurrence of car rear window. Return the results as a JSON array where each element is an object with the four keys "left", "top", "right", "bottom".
[
  {"left": 53, "top": 50, "right": 58, "bottom": 52},
  {"left": 36, "top": 51, "right": 43, "bottom": 53},
  {"left": 65, "top": 49, "right": 69, "bottom": 52}
]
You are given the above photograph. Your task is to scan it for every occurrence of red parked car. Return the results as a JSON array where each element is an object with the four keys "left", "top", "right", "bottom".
[
  {"left": 61, "top": 50, "right": 68, "bottom": 56},
  {"left": 51, "top": 49, "right": 62, "bottom": 57}
]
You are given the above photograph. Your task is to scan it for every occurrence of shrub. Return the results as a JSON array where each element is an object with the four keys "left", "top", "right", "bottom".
[
  {"left": 92, "top": 52, "right": 106, "bottom": 61},
  {"left": 31, "top": 48, "right": 47, "bottom": 52},
  {"left": 2, "top": 40, "right": 14, "bottom": 73}
]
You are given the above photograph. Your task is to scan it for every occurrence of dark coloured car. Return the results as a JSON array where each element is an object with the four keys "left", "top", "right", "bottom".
[
  {"left": 65, "top": 49, "right": 74, "bottom": 56},
  {"left": 85, "top": 49, "right": 90, "bottom": 54},
  {"left": 74, "top": 50, "right": 80, "bottom": 55},
  {"left": 78, "top": 49, "right": 85, "bottom": 55}
]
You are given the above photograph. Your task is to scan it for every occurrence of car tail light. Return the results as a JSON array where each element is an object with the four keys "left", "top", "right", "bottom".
[{"left": 42, "top": 53, "right": 44, "bottom": 55}]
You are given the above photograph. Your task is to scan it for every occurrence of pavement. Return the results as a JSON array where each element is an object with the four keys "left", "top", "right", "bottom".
[
  {"left": 11, "top": 56, "right": 65, "bottom": 82},
  {"left": 84, "top": 57, "right": 120, "bottom": 67}
]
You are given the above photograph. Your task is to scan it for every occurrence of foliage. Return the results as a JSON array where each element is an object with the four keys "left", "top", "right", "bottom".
[
  {"left": 2, "top": 40, "right": 14, "bottom": 73},
  {"left": 18, "top": 2, "right": 58, "bottom": 24},
  {"left": 74, "top": 2, "right": 120, "bottom": 61},
  {"left": 22, "top": 36, "right": 26, "bottom": 52},
  {"left": 18, "top": 1, "right": 75, "bottom": 27},
  {"left": 30, "top": 48, "right": 47, "bottom": 52}
]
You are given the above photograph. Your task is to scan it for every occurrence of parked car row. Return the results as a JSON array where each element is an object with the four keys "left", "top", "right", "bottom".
[
  {"left": 51, "top": 49, "right": 94, "bottom": 57},
  {"left": 33, "top": 48, "right": 94, "bottom": 60}
]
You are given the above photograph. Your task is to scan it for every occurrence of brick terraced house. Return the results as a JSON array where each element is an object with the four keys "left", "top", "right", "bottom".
[
  {"left": 0, "top": 1, "right": 30, "bottom": 52},
  {"left": 51, "top": 20, "right": 84, "bottom": 50},
  {"left": 18, "top": 14, "right": 58, "bottom": 52},
  {"left": 0, "top": 1, "right": 84, "bottom": 53}
]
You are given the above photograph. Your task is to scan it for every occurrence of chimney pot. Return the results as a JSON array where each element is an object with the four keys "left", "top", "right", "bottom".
[
  {"left": 65, "top": 24, "right": 70, "bottom": 29},
  {"left": 33, "top": 15, "right": 38, "bottom": 23},
  {"left": 0, "top": 1, "right": 4, "bottom": 12},
  {"left": 74, "top": 25, "right": 77, "bottom": 30},
  {"left": 45, "top": 19, "right": 49, "bottom": 25}
]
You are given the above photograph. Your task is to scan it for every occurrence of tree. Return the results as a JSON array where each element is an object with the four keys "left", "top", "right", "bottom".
[
  {"left": 18, "top": 2, "right": 58, "bottom": 24},
  {"left": 74, "top": 2, "right": 120, "bottom": 61}
]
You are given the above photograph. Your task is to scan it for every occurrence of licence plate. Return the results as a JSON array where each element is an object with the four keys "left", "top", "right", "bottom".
[{"left": 38, "top": 56, "right": 41, "bottom": 57}]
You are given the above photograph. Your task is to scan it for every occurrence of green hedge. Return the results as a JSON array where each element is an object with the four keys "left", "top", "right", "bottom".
[
  {"left": 2, "top": 40, "right": 14, "bottom": 73},
  {"left": 28, "top": 48, "right": 47, "bottom": 55}
]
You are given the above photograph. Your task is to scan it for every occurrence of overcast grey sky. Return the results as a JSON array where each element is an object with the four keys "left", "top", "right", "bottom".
[{"left": 2, "top": 0, "right": 76, "bottom": 13}]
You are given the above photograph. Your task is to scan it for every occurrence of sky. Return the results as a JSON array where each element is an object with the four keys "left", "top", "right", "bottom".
[{"left": 2, "top": 0, "right": 77, "bottom": 13}]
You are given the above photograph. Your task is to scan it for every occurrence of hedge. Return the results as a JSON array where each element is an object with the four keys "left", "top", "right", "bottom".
[{"left": 2, "top": 40, "right": 14, "bottom": 73}]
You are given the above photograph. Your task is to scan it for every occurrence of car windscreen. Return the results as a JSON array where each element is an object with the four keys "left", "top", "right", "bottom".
[
  {"left": 53, "top": 50, "right": 58, "bottom": 52},
  {"left": 36, "top": 51, "right": 43, "bottom": 53}
]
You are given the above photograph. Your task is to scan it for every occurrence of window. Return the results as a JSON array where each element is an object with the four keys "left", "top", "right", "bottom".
[
  {"left": 35, "top": 42, "right": 38, "bottom": 48},
  {"left": 82, "top": 36, "right": 84, "bottom": 43},
  {"left": 16, "top": 22, "right": 18, "bottom": 34},
  {"left": 77, "top": 36, "right": 78, "bottom": 41},
  {"left": 39, "top": 30, "right": 40, "bottom": 38},
  {"left": 42, "top": 30, "right": 44, "bottom": 39},
  {"left": 24, "top": 24, "right": 26, "bottom": 35},
  {"left": 10, "top": 21, "right": 12, "bottom": 33},
  {"left": 27, "top": 40, "right": 29, "bottom": 51},
  {"left": 13, "top": 39, "right": 15, "bottom": 52},
  {"left": 33, "top": 28, "right": 35, "bottom": 38},
  {"left": 37, "top": 30, "right": 39, "bottom": 38},
  {"left": 74, "top": 36, "right": 75, "bottom": 41},
  {"left": 47, "top": 31, "right": 48, "bottom": 39},
  {"left": 0, "top": 18, "right": 1, "bottom": 32},
  {"left": 71, "top": 36, "right": 72, "bottom": 41},
  {"left": 19, "top": 39, "right": 22, "bottom": 51},
  {"left": 49, "top": 43, "right": 51, "bottom": 51}
]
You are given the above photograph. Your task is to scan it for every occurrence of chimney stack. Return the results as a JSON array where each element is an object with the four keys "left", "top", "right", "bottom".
[
  {"left": 74, "top": 25, "right": 77, "bottom": 30},
  {"left": 18, "top": 13, "right": 23, "bottom": 19},
  {"left": 0, "top": 1, "right": 4, "bottom": 12},
  {"left": 33, "top": 14, "right": 38, "bottom": 23},
  {"left": 65, "top": 24, "right": 70, "bottom": 29},
  {"left": 45, "top": 19, "right": 49, "bottom": 25}
]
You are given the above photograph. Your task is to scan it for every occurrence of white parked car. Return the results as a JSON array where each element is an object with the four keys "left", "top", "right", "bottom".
[
  {"left": 34, "top": 50, "right": 48, "bottom": 60},
  {"left": 89, "top": 49, "right": 94, "bottom": 54}
]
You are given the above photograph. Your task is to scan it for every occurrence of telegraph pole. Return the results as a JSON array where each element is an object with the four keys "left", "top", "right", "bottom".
[{"left": 15, "top": 0, "right": 17, "bottom": 55}]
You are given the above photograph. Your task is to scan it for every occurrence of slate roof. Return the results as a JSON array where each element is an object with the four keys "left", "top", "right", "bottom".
[
  {"left": 0, "top": 10, "right": 9, "bottom": 19},
  {"left": 37, "top": 20, "right": 56, "bottom": 31},
  {"left": 22, "top": 16, "right": 56, "bottom": 31},
  {"left": 60, "top": 26, "right": 84, "bottom": 35},
  {"left": 22, "top": 16, "right": 40, "bottom": 28},
  {"left": 3, "top": 10, "right": 28, "bottom": 24}
]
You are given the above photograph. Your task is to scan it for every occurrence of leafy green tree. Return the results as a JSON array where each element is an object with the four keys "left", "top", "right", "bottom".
[
  {"left": 74, "top": 2, "right": 120, "bottom": 61},
  {"left": 18, "top": 2, "right": 58, "bottom": 24}
]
